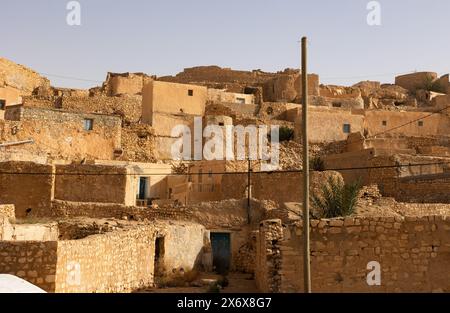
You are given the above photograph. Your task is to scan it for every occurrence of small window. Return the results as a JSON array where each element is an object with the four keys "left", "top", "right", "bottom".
[
  {"left": 332, "top": 102, "right": 342, "bottom": 108},
  {"left": 382, "top": 121, "right": 387, "bottom": 126},
  {"left": 188, "top": 89, "right": 194, "bottom": 96},
  {"left": 83, "top": 118, "right": 93, "bottom": 131},
  {"left": 218, "top": 122, "right": 224, "bottom": 126},
  {"left": 343, "top": 124, "right": 351, "bottom": 134},
  {"left": 0, "top": 99, "right": 6, "bottom": 110},
  {"left": 236, "top": 97, "right": 246, "bottom": 104},
  {"left": 418, "top": 121, "right": 424, "bottom": 127}
]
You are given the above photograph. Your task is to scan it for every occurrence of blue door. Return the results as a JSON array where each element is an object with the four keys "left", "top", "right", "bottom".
[
  {"left": 211, "top": 233, "right": 231, "bottom": 274},
  {"left": 139, "top": 177, "right": 147, "bottom": 199}
]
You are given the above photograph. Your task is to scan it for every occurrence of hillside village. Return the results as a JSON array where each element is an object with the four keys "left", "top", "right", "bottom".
[{"left": 1, "top": 56, "right": 450, "bottom": 293}]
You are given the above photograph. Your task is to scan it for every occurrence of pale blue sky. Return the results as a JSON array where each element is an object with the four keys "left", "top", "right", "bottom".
[{"left": 1, "top": 0, "right": 449, "bottom": 89}]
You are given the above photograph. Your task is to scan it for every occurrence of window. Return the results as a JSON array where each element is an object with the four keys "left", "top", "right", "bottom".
[
  {"left": 188, "top": 89, "right": 194, "bottom": 96},
  {"left": 236, "top": 97, "right": 246, "bottom": 104},
  {"left": 83, "top": 118, "right": 93, "bottom": 131},
  {"left": 418, "top": 121, "right": 424, "bottom": 127},
  {"left": 382, "top": 121, "right": 387, "bottom": 126},
  {"left": 218, "top": 122, "right": 224, "bottom": 126},
  {"left": 0, "top": 99, "right": 6, "bottom": 110},
  {"left": 332, "top": 102, "right": 342, "bottom": 108},
  {"left": 343, "top": 124, "right": 351, "bottom": 134}
]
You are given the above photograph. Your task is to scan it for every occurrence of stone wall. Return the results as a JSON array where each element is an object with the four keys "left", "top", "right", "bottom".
[
  {"left": 394, "top": 173, "right": 450, "bottom": 203},
  {"left": 0, "top": 226, "right": 154, "bottom": 293},
  {"left": 54, "top": 226, "right": 155, "bottom": 292},
  {"left": 2, "top": 106, "right": 122, "bottom": 161},
  {"left": 0, "top": 220, "right": 207, "bottom": 293},
  {"left": 256, "top": 216, "right": 450, "bottom": 292},
  {"left": 0, "top": 241, "right": 58, "bottom": 291},
  {"left": 49, "top": 200, "right": 192, "bottom": 221}
]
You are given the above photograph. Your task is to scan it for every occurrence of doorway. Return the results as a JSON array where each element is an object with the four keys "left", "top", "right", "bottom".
[
  {"left": 138, "top": 177, "right": 148, "bottom": 200},
  {"left": 154, "top": 236, "right": 165, "bottom": 277},
  {"left": 210, "top": 232, "right": 231, "bottom": 274}
]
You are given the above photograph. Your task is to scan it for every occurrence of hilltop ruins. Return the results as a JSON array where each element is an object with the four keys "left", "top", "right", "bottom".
[{"left": 1, "top": 57, "right": 450, "bottom": 292}]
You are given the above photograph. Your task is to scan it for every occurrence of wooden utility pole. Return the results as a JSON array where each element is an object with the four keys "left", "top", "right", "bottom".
[
  {"left": 301, "top": 36, "right": 312, "bottom": 293},
  {"left": 247, "top": 157, "right": 252, "bottom": 224}
]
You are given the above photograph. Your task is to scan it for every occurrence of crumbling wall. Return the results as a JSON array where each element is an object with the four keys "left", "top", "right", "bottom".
[
  {"left": 49, "top": 200, "right": 192, "bottom": 221},
  {"left": 263, "top": 73, "right": 319, "bottom": 103},
  {"left": 2, "top": 106, "right": 122, "bottom": 161},
  {"left": 102, "top": 72, "right": 153, "bottom": 96},
  {"left": 256, "top": 216, "right": 450, "bottom": 292},
  {"left": 159, "top": 66, "right": 277, "bottom": 93},
  {"left": 0, "top": 57, "right": 50, "bottom": 96},
  {"left": 395, "top": 72, "right": 438, "bottom": 92}
]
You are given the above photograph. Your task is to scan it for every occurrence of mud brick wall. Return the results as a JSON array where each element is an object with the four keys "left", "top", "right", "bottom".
[
  {"left": 221, "top": 171, "right": 342, "bottom": 205},
  {"left": 54, "top": 165, "right": 128, "bottom": 204},
  {"left": 0, "top": 161, "right": 54, "bottom": 218},
  {"left": 256, "top": 216, "right": 450, "bottom": 293}
]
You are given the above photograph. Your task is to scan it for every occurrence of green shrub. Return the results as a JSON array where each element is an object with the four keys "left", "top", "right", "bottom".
[
  {"left": 423, "top": 74, "right": 446, "bottom": 93},
  {"left": 279, "top": 126, "right": 294, "bottom": 142},
  {"left": 207, "top": 284, "right": 221, "bottom": 293},
  {"left": 311, "top": 176, "right": 361, "bottom": 218},
  {"left": 311, "top": 156, "right": 325, "bottom": 171}
]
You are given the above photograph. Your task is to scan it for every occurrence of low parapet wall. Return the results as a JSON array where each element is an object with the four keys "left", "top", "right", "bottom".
[{"left": 256, "top": 215, "right": 450, "bottom": 292}]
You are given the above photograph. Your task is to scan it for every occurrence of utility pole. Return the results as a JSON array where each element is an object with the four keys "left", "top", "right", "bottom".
[
  {"left": 247, "top": 157, "right": 252, "bottom": 224},
  {"left": 301, "top": 36, "right": 312, "bottom": 293}
]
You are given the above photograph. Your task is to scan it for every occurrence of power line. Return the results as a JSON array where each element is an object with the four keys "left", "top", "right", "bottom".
[
  {"left": 321, "top": 70, "right": 416, "bottom": 80},
  {"left": 1, "top": 159, "right": 450, "bottom": 176},
  {"left": 39, "top": 72, "right": 104, "bottom": 84},
  {"left": 368, "top": 105, "right": 450, "bottom": 139},
  {"left": 345, "top": 104, "right": 450, "bottom": 146}
]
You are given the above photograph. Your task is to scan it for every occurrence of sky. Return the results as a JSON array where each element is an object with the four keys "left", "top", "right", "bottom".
[{"left": 1, "top": 0, "right": 449, "bottom": 89}]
